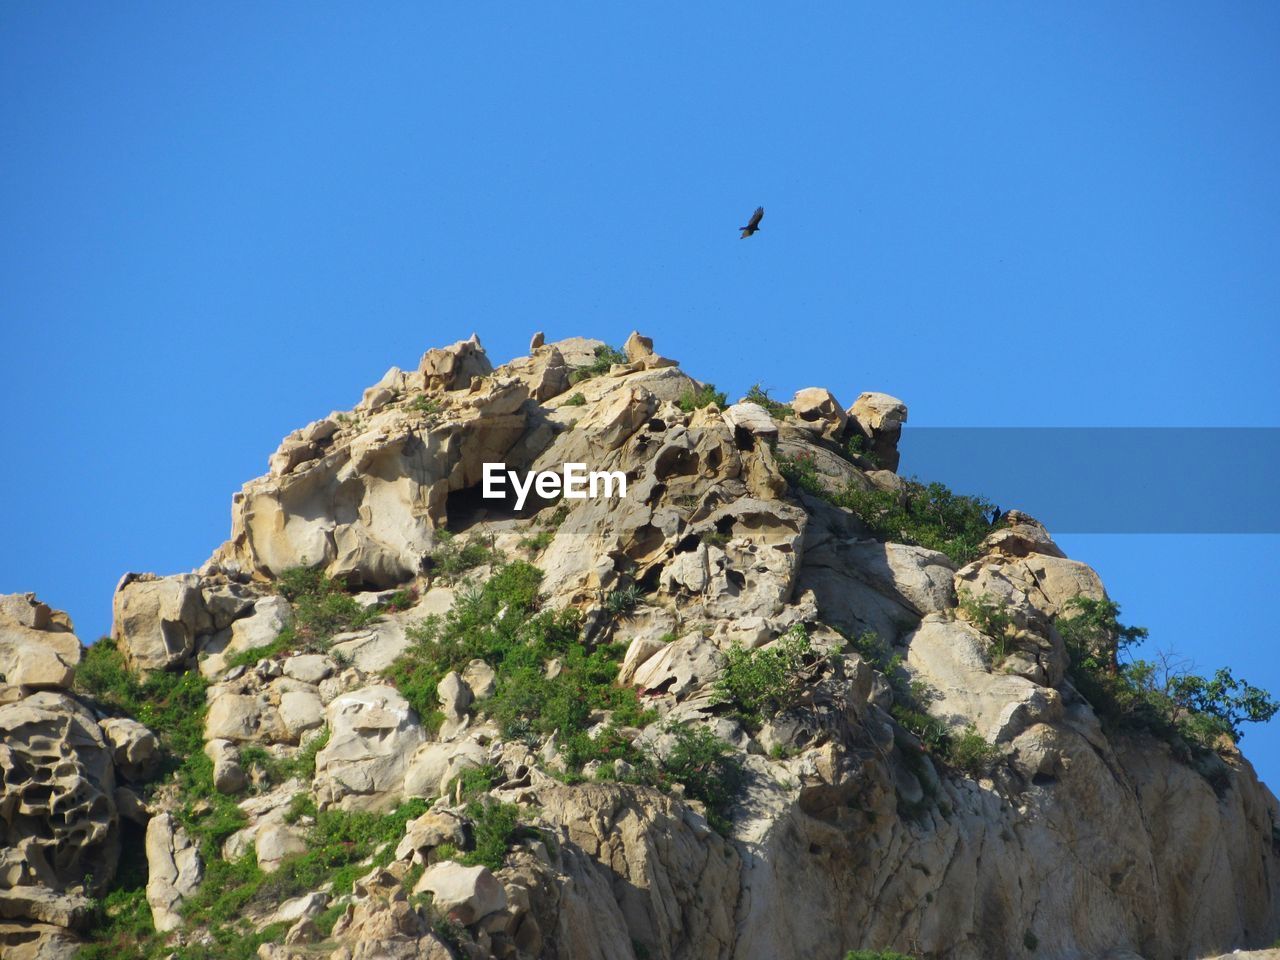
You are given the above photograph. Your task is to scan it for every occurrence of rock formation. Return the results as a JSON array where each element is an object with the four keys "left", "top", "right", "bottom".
[{"left": 2, "top": 331, "right": 1277, "bottom": 960}]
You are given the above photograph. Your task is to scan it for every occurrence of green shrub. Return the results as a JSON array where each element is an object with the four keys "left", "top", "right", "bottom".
[
  {"left": 426, "top": 530, "right": 497, "bottom": 582},
  {"left": 76, "top": 638, "right": 209, "bottom": 773},
  {"left": 947, "top": 725, "right": 1001, "bottom": 776},
  {"left": 677, "top": 382, "right": 728, "bottom": 412},
  {"left": 713, "top": 625, "right": 812, "bottom": 728},
  {"left": 776, "top": 456, "right": 996, "bottom": 567},
  {"left": 604, "top": 584, "right": 642, "bottom": 616},
  {"left": 958, "top": 590, "right": 1016, "bottom": 662},
  {"left": 1060, "top": 596, "right": 1279, "bottom": 751},
  {"left": 229, "top": 566, "right": 382, "bottom": 668},
  {"left": 385, "top": 561, "right": 650, "bottom": 740},
  {"left": 568, "top": 344, "right": 628, "bottom": 384},
  {"left": 565, "top": 392, "right": 587, "bottom": 406},
  {"left": 518, "top": 529, "right": 554, "bottom": 552},
  {"left": 408, "top": 395, "right": 443, "bottom": 419},
  {"left": 656, "top": 723, "right": 744, "bottom": 834},
  {"left": 744, "top": 384, "right": 793, "bottom": 417},
  {"left": 460, "top": 798, "right": 521, "bottom": 870}
]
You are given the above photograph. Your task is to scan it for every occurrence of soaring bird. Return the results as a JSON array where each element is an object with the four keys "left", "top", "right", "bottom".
[{"left": 739, "top": 206, "right": 764, "bottom": 238}]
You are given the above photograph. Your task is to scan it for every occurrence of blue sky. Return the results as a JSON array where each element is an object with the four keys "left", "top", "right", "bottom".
[{"left": 2, "top": 5, "right": 1277, "bottom": 777}]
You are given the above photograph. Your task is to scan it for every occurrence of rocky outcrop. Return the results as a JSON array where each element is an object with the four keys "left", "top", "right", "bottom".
[
  {"left": 314, "top": 685, "right": 426, "bottom": 810},
  {"left": 0, "top": 692, "right": 117, "bottom": 939},
  {"left": 5, "top": 331, "right": 1277, "bottom": 960},
  {"left": 0, "top": 595, "right": 81, "bottom": 690}
]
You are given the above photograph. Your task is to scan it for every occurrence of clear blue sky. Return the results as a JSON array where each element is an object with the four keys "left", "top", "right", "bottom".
[{"left": 3, "top": 5, "right": 1277, "bottom": 777}]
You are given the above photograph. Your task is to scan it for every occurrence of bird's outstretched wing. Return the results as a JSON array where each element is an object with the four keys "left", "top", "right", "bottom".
[{"left": 739, "top": 206, "right": 764, "bottom": 237}]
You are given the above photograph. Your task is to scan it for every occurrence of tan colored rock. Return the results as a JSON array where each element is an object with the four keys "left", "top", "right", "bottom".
[
  {"left": 723, "top": 401, "right": 779, "bottom": 439},
  {"left": 623, "top": 330, "right": 654, "bottom": 362},
  {"left": 498, "top": 345, "right": 570, "bottom": 403},
  {"left": 403, "top": 738, "right": 486, "bottom": 799},
  {"left": 0, "top": 693, "right": 117, "bottom": 906},
  {"left": 0, "top": 919, "right": 83, "bottom": 959},
  {"left": 417, "top": 334, "right": 492, "bottom": 391},
  {"left": 461, "top": 659, "right": 496, "bottom": 700},
  {"left": 256, "top": 823, "right": 307, "bottom": 873},
  {"left": 203, "top": 739, "right": 247, "bottom": 794},
  {"left": 394, "top": 810, "right": 466, "bottom": 862},
  {"left": 112, "top": 573, "right": 212, "bottom": 673},
  {"left": 98, "top": 717, "right": 159, "bottom": 782},
  {"left": 281, "top": 653, "right": 334, "bottom": 684},
  {"left": 546, "top": 336, "right": 606, "bottom": 367},
  {"left": 791, "top": 387, "right": 848, "bottom": 440},
  {"left": 145, "top": 813, "right": 202, "bottom": 932},
  {"left": 0, "top": 595, "right": 80, "bottom": 691},
  {"left": 278, "top": 689, "right": 325, "bottom": 740},
  {"left": 847, "top": 391, "right": 908, "bottom": 471},
  {"left": 204, "top": 693, "right": 267, "bottom": 743},
  {"left": 413, "top": 861, "right": 506, "bottom": 925},
  {"left": 314, "top": 685, "right": 426, "bottom": 810}
]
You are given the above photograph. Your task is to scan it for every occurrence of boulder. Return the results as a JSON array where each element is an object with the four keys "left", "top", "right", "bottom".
[
  {"left": 314, "top": 686, "right": 426, "bottom": 810},
  {"left": 0, "top": 595, "right": 81, "bottom": 690},
  {"left": 723, "top": 401, "right": 779, "bottom": 439},
  {"left": 281, "top": 653, "right": 335, "bottom": 685},
  {"left": 0, "top": 693, "right": 117, "bottom": 901},
  {"left": 278, "top": 689, "right": 325, "bottom": 740},
  {"left": 417, "top": 334, "right": 492, "bottom": 391},
  {"left": 412, "top": 861, "right": 507, "bottom": 925},
  {"left": 847, "top": 391, "right": 908, "bottom": 472},
  {"left": 394, "top": 810, "right": 467, "bottom": 862},
  {"left": 791, "top": 387, "right": 847, "bottom": 440},
  {"left": 98, "top": 717, "right": 159, "bottom": 782},
  {"left": 256, "top": 823, "right": 307, "bottom": 873},
  {"left": 623, "top": 330, "right": 655, "bottom": 362},
  {"left": 403, "top": 738, "right": 487, "bottom": 800},
  {"left": 203, "top": 739, "right": 247, "bottom": 795},
  {"left": 112, "top": 574, "right": 212, "bottom": 673},
  {"left": 461, "top": 660, "right": 496, "bottom": 701},
  {"left": 145, "top": 813, "right": 202, "bottom": 933}
]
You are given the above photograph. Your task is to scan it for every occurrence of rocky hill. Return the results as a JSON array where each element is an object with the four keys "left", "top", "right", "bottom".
[{"left": 2, "top": 333, "right": 1278, "bottom": 960}]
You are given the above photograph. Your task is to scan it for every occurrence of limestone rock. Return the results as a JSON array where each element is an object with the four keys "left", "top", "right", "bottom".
[
  {"left": 256, "top": 823, "right": 307, "bottom": 873},
  {"left": 145, "top": 813, "right": 202, "bottom": 933},
  {"left": 314, "top": 685, "right": 426, "bottom": 810},
  {"left": 417, "top": 334, "right": 492, "bottom": 391},
  {"left": 278, "top": 689, "right": 325, "bottom": 741},
  {"left": 792, "top": 387, "right": 848, "bottom": 440},
  {"left": 394, "top": 810, "right": 466, "bottom": 862},
  {"left": 412, "top": 861, "right": 506, "bottom": 925},
  {"left": 0, "top": 595, "right": 81, "bottom": 690},
  {"left": 403, "top": 738, "right": 486, "bottom": 799},
  {"left": 622, "top": 330, "right": 654, "bottom": 362},
  {"left": 112, "top": 573, "right": 212, "bottom": 673},
  {"left": 203, "top": 739, "right": 247, "bottom": 794},
  {"left": 98, "top": 717, "right": 159, "bottom": 782},
  {"left": 281, "top": 653, "right": 334, "bottom": 685},
  {"left": 0, "top": 693, "right": 117, "bottom": 906},
  {"left": 723, "top": 401, "right": 779, "bottom": 439}
]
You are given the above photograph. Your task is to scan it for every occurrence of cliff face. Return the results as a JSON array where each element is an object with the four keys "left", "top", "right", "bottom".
[{"left": 2, "top": 332, "right": 1278, "bottom": 960}]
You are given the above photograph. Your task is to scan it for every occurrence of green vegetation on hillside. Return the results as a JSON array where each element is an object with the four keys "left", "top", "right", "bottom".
[
  {"left": 384, "top": 561, "right": 651, "bottom": 737},
  {"left": 778, "top": 451, "right": 995, "bottom": 566},
  {"left": 713, "top": 624, "right": 813, "bottom": 729},
  {"left": 677, "top": 382, "right": 727, "bottom": 412},
  {"left": 1060, "top": 596, "right": 1279, "bottom": 750},
  {"left": 568, "top": 343, "right": 627, "bottom": 384}
]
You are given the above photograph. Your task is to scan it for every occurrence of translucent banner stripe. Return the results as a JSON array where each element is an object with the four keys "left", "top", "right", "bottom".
[{"left": 896, "top": 427, "right": 1280, "bottom": 534}]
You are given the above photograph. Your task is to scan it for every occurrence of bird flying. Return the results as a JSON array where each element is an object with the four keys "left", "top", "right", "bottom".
[{"left": 739, "top": 206, "right": 764, "bottom": 238}]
